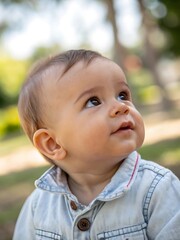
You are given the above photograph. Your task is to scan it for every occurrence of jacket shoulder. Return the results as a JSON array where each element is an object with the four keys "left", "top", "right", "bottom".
[{"left": 138, "top": 159, "right": 171, "bottom": 176}]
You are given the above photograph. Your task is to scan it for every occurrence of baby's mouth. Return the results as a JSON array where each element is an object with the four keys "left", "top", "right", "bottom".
[
  {"left": 120, "top": 122, "right": 133, "bottom": 130},
  {"left": 113, "top": 121, "right": 134, "bottom": 134}
]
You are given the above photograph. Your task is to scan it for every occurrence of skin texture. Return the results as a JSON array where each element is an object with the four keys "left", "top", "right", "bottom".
[{"left": 33, "top": 58, "right": 145, "bottom": 204}]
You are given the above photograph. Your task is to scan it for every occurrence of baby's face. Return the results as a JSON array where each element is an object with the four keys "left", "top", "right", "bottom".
[{"left": 44, "top": 59, "right": 145, "bottom": 171}]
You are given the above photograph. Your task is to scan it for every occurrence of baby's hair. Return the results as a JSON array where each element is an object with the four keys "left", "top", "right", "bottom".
[{"left": 18, "top": 49, "right": 104, "bottom": 143}]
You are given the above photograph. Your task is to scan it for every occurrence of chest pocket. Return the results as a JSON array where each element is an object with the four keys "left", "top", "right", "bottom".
[
  {"left": 35, "top": 229, "right": 63, "bottom": 240},
  {"left": 97, "top": 223, "right": 147, "bottom": 240}
]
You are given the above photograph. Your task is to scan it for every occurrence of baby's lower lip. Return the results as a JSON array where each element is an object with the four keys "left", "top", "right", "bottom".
[{"left": 113, "top": 127, "right": 132, "bottom": 134}]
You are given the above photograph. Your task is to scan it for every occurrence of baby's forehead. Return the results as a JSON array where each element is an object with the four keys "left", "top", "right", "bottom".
[
  {"left": 58, "top": 57, "right": 122, "bottom": 78},
  {"left": 42, "top": 58, "right": 98, "bottom": 83},
  {"left": 42, "top": 58, "right": 94, "bottom": 79},
  {"left": 42, "top": 57, "right": 126, "bottom": 91}
]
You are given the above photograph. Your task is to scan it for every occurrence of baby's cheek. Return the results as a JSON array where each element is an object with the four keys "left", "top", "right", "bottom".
[
  {"left": 82, "top": 121, "right": 107, "bottom": 145},
  {"left": 132, "top": 109, "right": 145, "bottom": 145},
  {"left": 137, "top": 119, "right": 145, "bottom": 147}
]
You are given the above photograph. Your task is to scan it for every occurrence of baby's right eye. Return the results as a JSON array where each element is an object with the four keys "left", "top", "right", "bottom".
[{"left": 85, "top": 97, "right": 101, "bottom": 108}]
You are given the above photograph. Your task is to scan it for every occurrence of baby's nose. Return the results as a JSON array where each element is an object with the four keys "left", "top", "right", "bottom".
[{"left": 109, "top": 101, "right": 129, "bottom": 117}]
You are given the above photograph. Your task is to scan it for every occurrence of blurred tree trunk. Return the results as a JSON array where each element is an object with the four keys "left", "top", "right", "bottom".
[
  {"left": 104, "top": 0, "right": 127, "bottom": 71},
  {"left": 137, "top": 0, "right": 173, "bottom": 109}
]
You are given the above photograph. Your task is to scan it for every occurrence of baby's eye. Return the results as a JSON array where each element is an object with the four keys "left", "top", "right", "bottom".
[
  {"left": 85, "top": 97, "right": 101, "bottom": 108},
  {"left": 117, "top": 91, "right": 129, "bottom": 101}
]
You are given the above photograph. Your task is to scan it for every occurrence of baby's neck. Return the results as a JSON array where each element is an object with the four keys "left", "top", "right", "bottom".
[
  {"left": 67, "top": 165, "right": 120, "bottom": 205},
  {"left": 68, "top": 175, "right": 109, "bottom": 205}
]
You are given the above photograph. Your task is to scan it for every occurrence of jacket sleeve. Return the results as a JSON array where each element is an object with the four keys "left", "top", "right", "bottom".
[
  {"left": 146, "top": 170, "right": 180, "bottom": 240},
  {"left": 13, "top": 190, "right": 37, "bottom": 240}
]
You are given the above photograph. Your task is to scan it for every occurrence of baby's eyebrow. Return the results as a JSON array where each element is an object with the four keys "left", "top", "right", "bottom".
[
  {"left": 117, "top": 81, "right": 129, "bottom": 88},
  {"left": 75, "top": 86, "right": 102, "bottom": 104}
]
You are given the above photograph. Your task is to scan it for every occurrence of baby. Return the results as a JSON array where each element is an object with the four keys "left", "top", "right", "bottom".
[{"left": 13, "top": 49, "right": 180, "bottom": 240}]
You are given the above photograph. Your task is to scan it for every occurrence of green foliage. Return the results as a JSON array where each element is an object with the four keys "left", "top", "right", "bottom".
[
  {"left": 144, "top": 0, "right": 180, "bottom": 57},
  {"left": 158, "top": 0, "right": 180, "bottom": 56},
  {"left": 0, "top": 58, "right": 28, "bottom": 107},
  {"left": 127, "top": 69, "right": 162, "bottom": 105},
  {"left": 0, "top": 83, "right": 9, "bottom": 107},
  {"left": 137, "top": 85, "right": 162, "bottom": 104},
  {"left": 0, "top": 106, "right": 21, "bottom": 138},
  {"left": 0, "top": 57, "right": 26, "bottom": 138}
]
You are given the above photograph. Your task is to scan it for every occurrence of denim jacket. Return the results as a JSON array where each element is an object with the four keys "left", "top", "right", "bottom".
[{"left": 13, "top": 151, "right": 180, "bottom": 240}]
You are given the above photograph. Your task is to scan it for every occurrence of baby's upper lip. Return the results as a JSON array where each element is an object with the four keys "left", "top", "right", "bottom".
[{"left": 112, "top": 121, "right": 134, "bottom": 133}]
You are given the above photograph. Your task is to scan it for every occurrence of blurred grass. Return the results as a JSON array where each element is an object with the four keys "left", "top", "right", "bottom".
[
  {"left": 0, "top": 133, "right": 29, "bottom": 156},
  {"left": 0, "top": 165, "right": 48, "bottom": 190},
  {"left": 139, "top": 138, "right": 180, "bottom": 164},
  {"left": 0, "top": 132, "right": 179, "bottom": 239},
  {"left": 139, "top": 137, "right": 180, "bottom": 177}
]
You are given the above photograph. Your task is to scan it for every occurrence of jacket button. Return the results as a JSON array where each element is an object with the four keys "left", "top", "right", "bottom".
[
  {"left": 77, "top": 218, "right": 90, "bottom": 231},
  {"left": 70, "top": 200, "right": 78, "bottom": 210}
]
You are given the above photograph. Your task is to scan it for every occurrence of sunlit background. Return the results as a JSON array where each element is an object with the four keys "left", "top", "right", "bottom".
[
  {"left": 2, "top": 0, "right": 141, "bottom": 58},
  {"left": 0, "top": 0, "right": 180, "bottom": 239}
]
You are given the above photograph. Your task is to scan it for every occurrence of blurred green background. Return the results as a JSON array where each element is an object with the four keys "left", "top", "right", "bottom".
[{"left": 0, "top": 0, "right": 179, "bottom": 239}]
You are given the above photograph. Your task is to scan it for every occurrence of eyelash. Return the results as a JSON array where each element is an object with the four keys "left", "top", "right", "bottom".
[
  {"left": 85, "top": 97, "right": 101, "bottom": 108},
  {"left": 117, "top": 91, "right": 130, "bottom": 101},
  {"left": 84, "top": 90, "right": 130, "bottom": 108}
]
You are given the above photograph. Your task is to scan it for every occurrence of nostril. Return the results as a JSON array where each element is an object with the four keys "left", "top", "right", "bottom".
[
  {"left": 124, "top": 108, "right": 129, "bottom": 114},
  {"left": 115, "top": 110, "right": 121, "bottom": 115}
]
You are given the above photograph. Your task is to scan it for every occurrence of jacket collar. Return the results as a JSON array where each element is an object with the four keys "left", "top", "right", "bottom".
[{"left": 35, "top": 151, "right": 140, "bottom": 201}]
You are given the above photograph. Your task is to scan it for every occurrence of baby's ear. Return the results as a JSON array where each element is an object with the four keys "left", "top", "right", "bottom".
[{"left": 33, "top": 129, "right": 66, "bottom": 161}]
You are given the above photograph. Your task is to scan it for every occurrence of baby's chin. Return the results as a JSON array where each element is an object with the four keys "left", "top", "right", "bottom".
[{"left": 123, "top": 142, "right": 143, "bottom": 157}]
